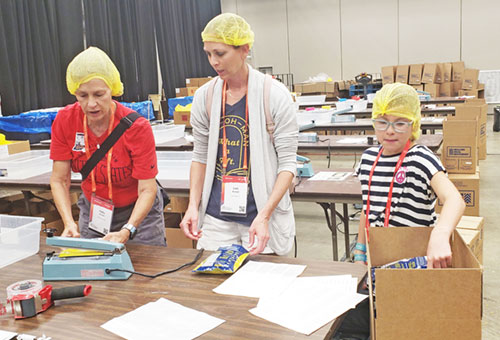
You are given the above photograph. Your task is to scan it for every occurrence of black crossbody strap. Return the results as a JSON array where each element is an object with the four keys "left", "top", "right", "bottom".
[{"left": 80, "top": 112, "right": 142, "bottom": 180}]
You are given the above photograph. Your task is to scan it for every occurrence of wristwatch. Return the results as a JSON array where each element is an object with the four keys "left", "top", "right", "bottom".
[{"left": 121, "top": 223, "right": 137, "bottom": 240}]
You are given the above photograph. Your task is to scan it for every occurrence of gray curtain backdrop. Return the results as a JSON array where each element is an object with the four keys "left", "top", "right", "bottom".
[{"left": 0, "top": 0, "right": 220, "bottom": 116}]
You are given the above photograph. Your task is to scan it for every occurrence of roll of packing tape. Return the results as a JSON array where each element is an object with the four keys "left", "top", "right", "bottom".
[{"left": 6, "top": 279, "right": 43, "bottom": 300}]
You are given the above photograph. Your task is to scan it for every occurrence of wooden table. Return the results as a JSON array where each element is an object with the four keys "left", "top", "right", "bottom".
[
  {"left": 0, "top": 242, "right": 366, "bottom": 339},
  {"left": 304, "top": 118, "right": 444, "bottom": 134},
  {"left": 298, "top": 134, "right": 443, "bottom": 155}
]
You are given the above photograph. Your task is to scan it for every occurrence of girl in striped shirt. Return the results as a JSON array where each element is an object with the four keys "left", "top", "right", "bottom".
[{"left": 354, "top": 83, "right": 465, "bottom": 269}]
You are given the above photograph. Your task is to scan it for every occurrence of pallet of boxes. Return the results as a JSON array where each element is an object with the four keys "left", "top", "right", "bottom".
[
  {"left": 173, "top": 77, "right": 212, "bottom": 128},
  {"left": 381, "top": 61, "right": 484, "bottom": 99}
]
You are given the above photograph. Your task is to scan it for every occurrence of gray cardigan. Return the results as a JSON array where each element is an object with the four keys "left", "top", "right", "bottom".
[{"left": 190, "top": 65, "right": 299, "bottom": 255}]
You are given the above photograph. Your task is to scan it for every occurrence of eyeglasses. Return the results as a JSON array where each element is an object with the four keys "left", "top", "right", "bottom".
[{"left": 372, "top": 119, "right": 413, "bottom": 133}]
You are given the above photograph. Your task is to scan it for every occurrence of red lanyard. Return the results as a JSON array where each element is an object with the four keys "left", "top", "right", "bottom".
[
  {"left": 221, "top": 81, "right": 249, "bottom": 174},
  {"left": 83, "top": 108, "right": 115, "bottom": 200},
  {"left": 365, "top": 140, "right": 411, "bottom": 239}
]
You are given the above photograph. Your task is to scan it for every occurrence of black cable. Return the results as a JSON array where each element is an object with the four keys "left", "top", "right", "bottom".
[
  {"left": 105, "top": 249, "right": 204, "bottom": 278},
  {"left": 24, "top": 191, "right": 57, "bottom": 210}
]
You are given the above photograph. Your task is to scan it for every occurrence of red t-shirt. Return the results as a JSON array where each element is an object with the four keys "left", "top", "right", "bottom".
[{"left": 50, "top": 101, "right": 158, "bottom": 207}]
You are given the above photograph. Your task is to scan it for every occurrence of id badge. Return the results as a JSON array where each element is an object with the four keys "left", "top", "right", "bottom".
[
  {"left": 89, "top": 194, "right": 114, "bottom": 235},
  {"left": 220, "top": 175, "right": 248, "bottom": 216}
]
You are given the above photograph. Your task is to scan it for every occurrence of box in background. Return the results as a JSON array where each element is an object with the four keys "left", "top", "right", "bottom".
[
  {"left": 442, "top": 117, "right": 477, "bottom": 174},
  {"left": 443, "top": 63, "right": 453, "bottom": 82},
  {"left": 396, "top": 65, "right": 409, "bottom": 84},
  {"left": 367, "top": 227, "right": 482, "bottom": 340},
  {"left": 462, "top": 69, "right": 480, "bottom": 90},
  {"left": 456, "top": 215, "right": 484, "bottom": 264},
  {"left": 174, "top": 110, "right": 191, "bottom": 128},
  {"left": 424, "top": 83, "right": 440, "bottom": 98},
  {"left": 452, "top": 81, "right": 462, "bottom": 96},
  {"left": 439, "top": 82, "right": 452, "bottom": 97},
  {"left": 408, "top": 64, "right": 423, "bottom": 85},
  {"left": 459, "top": 86, "right": 485, "bottom": 99},
  {"left": 452, "top": 61, "right": 465, "bottom": 81},
  {"left": 381, "top": 66, "right": 396, "bottom": 85},
  {"left": 457, "top": 228, "right": 482, "bottom": 264},
  {"left": 411, "top": 84, "right": 424, "bottom": 92},
  {"left": 165, "top": 227, "right": 194, "bottom": 248},
  {"left": 455, "top": 103, "right": 487, "bottom": 160},
  {"left": 422, "top": 63, "right": 437, "bottom": 84},
  {"left": 0, "top": 214, "right": 44, "bottom": 268},
  {"left": 0, "top": 140, "right": 30, "bottom": 159},
  {"left": 175, "top": 87, "right": 198, "bottom": 98},
  {"left": 186, "top": 77, "right": 212, "bottom": 87},
  {"left": 434, "top": 63, "right": 444, "bottom": 84},
  {"left": 436, "top": 171, "right": 480, "bottom": 216}
]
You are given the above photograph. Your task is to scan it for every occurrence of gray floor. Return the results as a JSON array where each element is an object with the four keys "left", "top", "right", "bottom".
[{"left": 292, "top": 114, "right": 500, "bottom": 339}]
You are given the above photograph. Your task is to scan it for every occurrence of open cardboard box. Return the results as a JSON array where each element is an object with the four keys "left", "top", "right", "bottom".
[{"left": 367, "top": 227, "right": 482, "bottom": 340}]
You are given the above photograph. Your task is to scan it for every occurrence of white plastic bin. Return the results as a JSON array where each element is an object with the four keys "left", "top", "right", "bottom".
[
  {"left": 296, "top": 109, "right": 334, "bottom": 126},
  {"left": 156, "top": 151, "right": 192, "bottom": 180},
  {"left": 0, "top": 150, "right": 51, "bottom": 179},
  {"left": 152, "top": 124, "right": 185, "bottom": 144},
  {"left": 0, "top": 215, "right": 43, "bottom": 268}
]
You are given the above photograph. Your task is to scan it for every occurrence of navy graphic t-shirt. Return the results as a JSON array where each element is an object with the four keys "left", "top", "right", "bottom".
[{"left": 206, "top": 95, "right": 258, "bottom": 226}]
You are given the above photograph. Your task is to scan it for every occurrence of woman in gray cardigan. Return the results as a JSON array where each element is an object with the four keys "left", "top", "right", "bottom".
[{"left": 180, "top": 13, "right": 298, "bottom": 256}]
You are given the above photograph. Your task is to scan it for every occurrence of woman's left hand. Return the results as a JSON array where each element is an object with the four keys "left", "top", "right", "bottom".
[
  {"left": 103, "top": 229, "right": 130, "bottom": 244},
  {"left": 248, "top": 214, "right": 270, "bottom": 255},
  {"left": 426, "top": 228, "right": 452, "bottom": 268}
]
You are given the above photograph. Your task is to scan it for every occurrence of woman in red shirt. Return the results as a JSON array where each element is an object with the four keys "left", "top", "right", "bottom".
[{"left": 50, "top": 47, "right": 165, "bottom": 246}]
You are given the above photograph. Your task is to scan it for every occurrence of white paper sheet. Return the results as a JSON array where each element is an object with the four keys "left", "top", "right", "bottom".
[
  {"left": 308, "top": 171, "right": 351, "bottom": 182},
  {"left": 0, "top": 330, "right": 17, "bottom": 340},
  {"left": 213, "top": 261, "right": 306, "bottom": 298},
  {"left": 101, "top": 298, "right": 225, "bottom": 340},
  {"left": 249, "top": 275, "right": 367, "bottom": 335}
]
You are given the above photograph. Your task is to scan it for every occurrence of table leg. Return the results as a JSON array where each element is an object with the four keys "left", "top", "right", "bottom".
[
  {"left": 22, "top": 190, "right": 32, "bottom": 216},
  {"left": 318, "top": 202, "right": 338, "bottom": 261},
  {"left": 343, "top": 204, "right": 350, "bottom": 259}
]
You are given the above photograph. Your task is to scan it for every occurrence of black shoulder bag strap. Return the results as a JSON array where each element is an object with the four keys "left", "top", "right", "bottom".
[{"left": 80, "top": 112, "right": 142, "bottom": 181}]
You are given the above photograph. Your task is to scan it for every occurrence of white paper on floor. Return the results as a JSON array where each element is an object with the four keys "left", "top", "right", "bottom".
[{"left": 101, "top": 297, "right": 225, "bottom": 340}]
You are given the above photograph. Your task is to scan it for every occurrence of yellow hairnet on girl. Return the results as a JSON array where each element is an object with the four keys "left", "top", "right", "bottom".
[
  {"left": 201, "top": 13, "right": 254, "bottom": 48},
  {"left": 372, "top": 83, "right": 421, "bottom": 140},
  {"left": 66, "top": 46, "right": 124, "bottom": 96}
]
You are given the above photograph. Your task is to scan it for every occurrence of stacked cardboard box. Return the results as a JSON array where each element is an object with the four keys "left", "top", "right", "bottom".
[
  {"left": 294, "top": 80, "right": 356, "bottom": 99},
  {"left": 381, "top": 61, "right": 483, "bottom": 98},
  {"left": 164, "top": 196, "right": 195, "bottom": 248},
  {"left": 456, "top": 216, "right": 484, "bottom": 264},
  {"left": 175, "top": 77, "right": 212, "bottom": 98}
]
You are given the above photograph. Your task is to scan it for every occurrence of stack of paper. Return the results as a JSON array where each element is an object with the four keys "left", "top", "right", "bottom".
[
  {"left": 101, "top": 298, "right": 225, "bottom": 340},
  {"left": 249, "top": 275, "right": 367, "bottom": 335}
]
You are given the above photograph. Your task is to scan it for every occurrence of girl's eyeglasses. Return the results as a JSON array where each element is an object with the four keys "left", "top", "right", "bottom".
[{"left": 372, "top": 119, "right": 413, "bottom": 133}]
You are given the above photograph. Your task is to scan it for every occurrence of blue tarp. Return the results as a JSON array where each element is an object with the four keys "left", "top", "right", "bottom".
[
  {"left": 167, "top": 96, "right": 193, "bottom": 118},
  {"left": 0, "top": 101, "right": 154, "bottom": 134}
]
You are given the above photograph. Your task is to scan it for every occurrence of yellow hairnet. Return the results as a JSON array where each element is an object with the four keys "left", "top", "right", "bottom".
[
  {"left": 201, "top": 13, "right": 254, "bottom": 49},
  {"left": 66, "top": 46, "right": 124, "bottom": 96},
  {"left": 372, "top": 83, "right": 421, "bottom": 140}
]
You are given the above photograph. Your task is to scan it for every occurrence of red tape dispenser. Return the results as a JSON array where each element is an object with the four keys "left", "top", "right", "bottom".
[{"left": 1, "top": 279, "right": 91, "bottom": 319}]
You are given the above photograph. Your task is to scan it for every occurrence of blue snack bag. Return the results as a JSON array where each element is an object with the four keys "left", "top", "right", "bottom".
[{"left": 193, "top": 244, "right": 249, "bottom": 274}]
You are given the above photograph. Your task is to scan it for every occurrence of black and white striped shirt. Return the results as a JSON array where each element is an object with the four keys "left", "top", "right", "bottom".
[{"left": 355, "top": 144, "right": 445, "bottom": 227}]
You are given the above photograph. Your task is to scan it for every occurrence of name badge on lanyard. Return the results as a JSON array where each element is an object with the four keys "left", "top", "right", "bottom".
[
  {"left": 83, "top": 107, "right": 116, "bottom": 235},
  {"left": 220, "top": 175, "right": 248, "bottom": 216},
  {"left": 89, "top": 194, "right": 114, "bottom": 235},
  {"left": 219, "top": 81, "right": 249, "bottom": 217}
]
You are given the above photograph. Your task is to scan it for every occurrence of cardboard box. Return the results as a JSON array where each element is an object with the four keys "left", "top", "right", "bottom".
[
  {"left": 452, "top": 61, "right": 465, "bottom": 81},
  {"left": 424, "top": 83, "right": 440, "bottom": 98},
  {"left": 165, "top": 196, "right": 189, "bottom": 213},
  {"left": 462, "top": 69, "right": 480, "bottom": 90},
  {"left": 443, "top": 63, "right": 453, "bottom": 82},
  {"left": 0, "top": 140, "right": 30, "bottom": 159},
  {"left": 175, "top": 87, "right": 198, "bottom": 97},
  {"left": 396, "top": 65, "right": 409, "bottom": 84},
  {"left": 442, "top": 117, "right": 477, "bottom": 174},
  {"left": 367, "top": 227, "right": 482, "bottom": 340},
  {"left": 165, "top": 227, "right": 194, "bottom": 248},
  {"left": 435, "top": 63, "right": 444, "bottom": 84},
  {"left": 438, "top": 82, "right": 452, "bottom": 97},
  {"left": 409, "top": 64, "right": 423, "bottom": 85},
  {"left": 186, "top": 77, "right": 212, "bottom": 87},
  {"left": 436, "top": 171, "right": 480, "bottom": 216},
  {"left": 173, "top": 110, "right": 191, "bottom": 127},
  {"left": 422, "top": 63, "right": 437, "bottom": 84},
  {"left": 458, "top": 87, "right": 484, "bottom": 99},
  {"left": 381, "top": 66, "right": 396, "bottom": 85},
  {"left": 452, "top": 81, "right": 462, "bottom": 96},
  {"left": 457, "top": 229, "right": 483, "bottom": 264},
  {"left": 455, "top": 103, "right": 487, "bottom": 160},
  {"left": 456, "top": 215, "right": 484, "bottom": 264},
  {"left": 294, "top": 82, "right": 326, "bottom": 94},
  {"left": 411, "top": 84, "right": 424, "bottom": 92}
]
